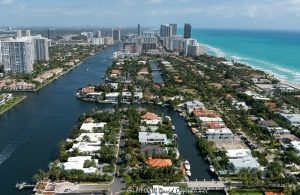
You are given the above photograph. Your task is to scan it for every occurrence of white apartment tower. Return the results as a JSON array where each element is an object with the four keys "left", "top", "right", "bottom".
[
  {"left": 1, "top": 37, "right": 34, "bottom": 74},
  {"left": 32, "top": 35, "right": 49, "bottom": 61},
  {"left": 25, "top": 30, "right": 31, "bottom": 37}
]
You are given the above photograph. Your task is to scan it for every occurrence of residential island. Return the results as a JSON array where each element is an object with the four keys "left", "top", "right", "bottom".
[
  {"left": 27, "top": 24, "right": 300, "bottom": 195},
  {"left": 1, "top": 24, "right": 300, "bottom": 195}
]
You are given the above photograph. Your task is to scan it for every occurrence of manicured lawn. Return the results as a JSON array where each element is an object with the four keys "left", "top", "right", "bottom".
[{"left": 230, "top": 190, "right": 263, "bottom": 195}]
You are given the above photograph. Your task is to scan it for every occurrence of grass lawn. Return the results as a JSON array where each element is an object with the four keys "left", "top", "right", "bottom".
[{"left": 229, "top": 189, "right": 264, "bottom": 195}]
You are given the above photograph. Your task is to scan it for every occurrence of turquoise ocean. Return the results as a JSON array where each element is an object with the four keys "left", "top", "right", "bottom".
[{"left": 180, "top": 29, "right": 300, "bottom": 84}]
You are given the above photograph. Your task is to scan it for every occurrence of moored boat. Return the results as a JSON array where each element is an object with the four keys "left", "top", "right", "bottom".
[
  {"left": 184, "top": 160, "right": 190, "bottom": 170},
  {"left": 186, "top": 170, "right": 191, "bottom": 177}
]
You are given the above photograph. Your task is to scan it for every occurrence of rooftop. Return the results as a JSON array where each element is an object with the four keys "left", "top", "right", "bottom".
[
  {"left": 199, "top": 117, "right": 223, "bottom": 122},
  {"left": 229, "top": 157, "right": 259, "bottom": 170},
  {"left": 226, "top": 149, "right": 252, "bottom": 159},
  {"left": 206, "top": 128, "right": 233, "bottom": 135},
  {"left": 80, "top": 122, "right": 106, "bottom": 132},
  {"left": 141, "top": 112, "right": 160, "bottom": 120},
  {"left": 146, "top": 158, "right": 172, "bottom": 167}
]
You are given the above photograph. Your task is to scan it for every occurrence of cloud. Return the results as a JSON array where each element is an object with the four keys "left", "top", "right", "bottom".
[{"left": 1, "top": 0, "right": 14, "bottom": 5}]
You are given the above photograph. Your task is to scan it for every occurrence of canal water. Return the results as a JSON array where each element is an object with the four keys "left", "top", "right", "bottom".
[
  {"left": 150, "top": 62, "right": 164, "bottom": 84},
  {"left": 0, "top": 46, "right": 223, "bottom": 195}
]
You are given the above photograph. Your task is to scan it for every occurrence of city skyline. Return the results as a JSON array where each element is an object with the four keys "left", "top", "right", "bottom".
[{"left": 0, "top": 0, "right": 300, "bottom": 30}]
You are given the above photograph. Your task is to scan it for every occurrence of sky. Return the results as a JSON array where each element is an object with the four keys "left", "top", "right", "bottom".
[{"left": 0, "top": 0, "right": 300, "bottom": 30}]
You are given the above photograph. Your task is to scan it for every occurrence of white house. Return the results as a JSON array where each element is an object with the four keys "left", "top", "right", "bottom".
[
  {"left": 205, "top": 128, "right": 235, "bottom": 140},
  {"left": 291, "top": 141, "right": 300, "bottom": 155},
  {"left": 63, "top": 156, "right": 98, "bottom": 174},
  {"left": 244, "top": 90, "right": 270, "bottom": 101},
  {"left": 267, "top": 127, "right": 290, "bottom": 136},
  {"left": 185, "top": 100, "right": 205, "bottom": 113},
  {"left": 80, "top": 123, "right": 107, "bottom": 132},
  {"left": 139, "top": 132, "right": 168, "bottom": 145},
  {"left": 105, "top": 92, "right": 120, "bottom": 101},
  {"left": 226, "top": 149, "right": 252, "bottom": 159},
  {"left": 226, "top": 149, "right": 259, "bottom": 172},
  {"left": 75, "top": 133, "right": 104, "bottom": 143},
  {"left": 134, "top": 92, "right": 143, "bottom": 100},
  {"left": 232, "top": 100, "right": 250, "bottom": 111},
  {"left": 141, "top": 112, "right": 162, "bottom": 125},
  {"left": 280, "top": 113, "right": 300, "bottom": 127},
  {"left": 70, "top": 142, "right": 101, "bottom": 154},
  {"left": 198, "top": 117, "right": 223, "bottom": 123},
  {"left": 228, "top": 158, "right": 260, "bottom": 172}
]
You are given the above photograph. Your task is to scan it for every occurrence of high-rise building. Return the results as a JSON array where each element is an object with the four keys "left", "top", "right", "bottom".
[
  {"left": 47, "top": 29, "right": 55, "bottom": 39},
  {"left": 170, "top": 23, "right": 177, "bottom": 36},
  {"left": 25, "top": 30, "right": 31, "bottom": 37},
  {"left": 97, "top": 30, "right": 101, "bottom": 38},
  {"left": 1, "top": 37, "right": 34, "bottom": 74},
  {"left": 91, "top": 37, "right": 104, "bottom": 45},
  {"left": 160, "top": 24, "right": 171, "bottom": 37},
  {"left": 184, "top": 24, "right": 192, "bottom": 39},
  {"left": 1, "top": 35, "right": 50, "bottom": 74},
  {"left": 143, "top": 31, "right": 155, "bottom": 37},
  {"left": 137, "top": 24, "right": 141, "bottom": 36},
  {"left": 104, "top": 37, "right": 113, "bottom": 45},
  {"left": 87, "top": 32, "right": 94, "bottom": 39},
  {"left": 112, "top": 29, "right": 121, "bottom": 42},
  {"left": 16, "top": 30, "right": 22, "bottom": 38},
  {"left": 32, "top": 35, "right": 49, "bottom": 61}
]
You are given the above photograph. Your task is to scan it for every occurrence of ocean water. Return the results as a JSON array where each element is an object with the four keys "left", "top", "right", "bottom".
[{"left": 181, "top": 29, "right": 300, "bottom": 83}]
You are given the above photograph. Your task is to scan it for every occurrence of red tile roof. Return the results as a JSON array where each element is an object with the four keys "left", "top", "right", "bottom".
[
  {"left": 141, "top": 112, "right": 159, "bottom": 120},
  {"left": 146, "top": 158, "right": 172, "bottom": 167},
  {"left": 265, "top": 192, "right": 285, "bottom": 195}
]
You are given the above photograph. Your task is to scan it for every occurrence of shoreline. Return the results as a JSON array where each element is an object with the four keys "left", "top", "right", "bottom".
[
  {"left": 202, "top": 43, "right": 300, "bottom": 90},
  {"left": 33, "top": 49, "right": 105, "bottom": 91},
  {"left": 0, "top": 49, "right": 105, "bottom": 93},
  {"left": 0, "top": 95, "right": 27, "bottom": 115}
]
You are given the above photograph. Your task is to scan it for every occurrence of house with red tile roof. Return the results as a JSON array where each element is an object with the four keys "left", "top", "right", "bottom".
[
  {"left": 146, "top": 157, "right": 172, "bottom": 168},
  {"left": 265, "top": 192, "right": 285, "bottom": 195}
]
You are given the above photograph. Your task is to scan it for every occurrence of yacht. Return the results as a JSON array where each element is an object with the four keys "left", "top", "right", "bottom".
[
  {"left": 209, "top": 165, "right": 215, "bottom": 173},
  {"left": 184, "top": 160, "right": 190, "bottom": 170},
  {"left": 186, "top": 170, "right": 191, "bottom": 177}
]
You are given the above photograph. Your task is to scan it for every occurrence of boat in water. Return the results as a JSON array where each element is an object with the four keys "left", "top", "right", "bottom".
[
  {"left": 186, "top": 170, "right": 191, "bottom": 177},
  {"left": 184, "top": 160, "right": 190, "bottom": 170},
  {"left": 209, "top": 165, "right": 215, "bottom": 173}
]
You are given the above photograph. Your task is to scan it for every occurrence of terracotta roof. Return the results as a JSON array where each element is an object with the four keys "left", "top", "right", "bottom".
[
  {"left": 193, "top": 108, "right": 219, "bottom": 117},
  {"left": 138, "top": 67, "right": 149, "bottom": 74},
  {"left": 111, "top": 69, "right": 121, "bottom": 74},
  {"left": 82, "top": 86, "right": 95, "bottom": 93},
  {"left": 201, "top": 122, "right": 226, "bottom": 129},
  {"left": 265, "top": 102, "right": 280, "bottom": 111},
  {"left": 265, "top": 192, "right": 285, "bottom": 195},
  {"left": 84, "top": 117, "right": 94, "bottom": 123},
  {"left": 141, "top": 112, "right": 159, "bottom": 120},
  {"left": 146, "top": 158, "right": 172, "bottom": 167}
]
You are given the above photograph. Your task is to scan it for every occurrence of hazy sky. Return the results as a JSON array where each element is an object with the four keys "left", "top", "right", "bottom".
[{"left": 1, "top": 0, "right": 300, "bottom": 29}]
